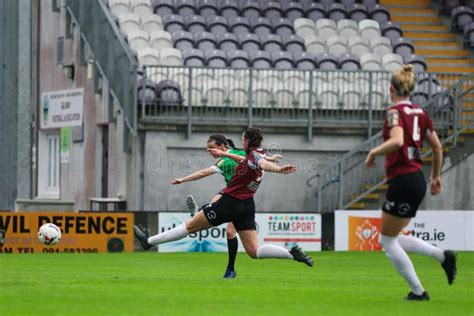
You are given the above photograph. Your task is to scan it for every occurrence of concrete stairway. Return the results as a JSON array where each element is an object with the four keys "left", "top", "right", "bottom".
[{"left": 380, "top": 0, "right": 474, "bottom": 73}]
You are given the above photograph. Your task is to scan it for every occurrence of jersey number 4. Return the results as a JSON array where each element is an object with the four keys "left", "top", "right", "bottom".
[{"left": 412, "top": 116, "right": 420, "bottom": 141}]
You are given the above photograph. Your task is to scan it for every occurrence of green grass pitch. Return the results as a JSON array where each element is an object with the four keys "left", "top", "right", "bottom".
[{"left": 1, "top": 252, "right": 473, "bottom": 315}]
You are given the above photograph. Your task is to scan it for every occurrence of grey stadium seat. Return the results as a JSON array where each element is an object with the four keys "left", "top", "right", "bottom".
[
  {"left": 163, "top": 14, "right": 185, "bottom": 33},
  {"left": 172, "top": 31, "right": 195, "bottom": 51},
  {"left": 283, "top": 2, "right": 304, "bottom": 21},
  {"left": 219, "top": 0, "right": 240, "bottom": 19},
  {"left": 250, "top": 50, "right": 272, "bottom": 68},
  {"left": 404, "top": 54, "right": 428, "bottom": 73},
  {"left": 272, "top": 17, "right": 294, "bottom": 37},
  {"left": 381, "top": 21, "right": 403, "bottom": 41},
  {"left": 227, "top": 49, "right": 251, "bottom": 68},
  {"left": 153, "top": 0, "right": 174, "bottom": 16},
  {"left": 327, "top": 3, "right": 348, "bottom": 22},
  {"left": 305, "top": 3, "right": 326, "bottom": 21},
  {"left": 176, "top": 0, "right": 196, "bottom": 17},
  {"left": 197, "top": 0, "right": 218, "bottom": 18},
  {"left": 183, "top": 48, "right": 206, "bottom": 66},
  {"left": 239, "top": 33, "right": 261, "bottom": 52},
  {"left": 195, "top": 31, "right": 217, "bottom": 51},
  {"left": 338, "top": 53, "right": 361, "bottom": 70},
  {"left": 272, "top": 51, "right": 295, "bottom": 69},
  {"left": 229, "top": 16, "right": 251, "bottom": 36},
  {"left": 317, "top": 52, "right": 338, "bottom": 70},
  {"left": 240, "top": 1, "right": 261, "bottom": 20},
  {"left": 217, "top": 32, "right": 239, "bottom": 52},
  {"left": 207, "top": 15, "right": 229, "bottom": 36},
  {"left": 370, "top": 4, "right": 391, "bottom": 24},
  {"left": 392, "top": 37, "right": 415, "bottom": 57},
  {"left": 294, "top": 51, "right": 317, "bottom": 70},
  {"left": 185, "top": 15, "right": 206, "bottom": 33},
  {"left": 251, "top": 17, "right": 273, "bottom": 36},
  {"left": 348, "top": 4, "right": 369, "bottom": 22},
  {"left": 261, "top": 34, "right": 284, "bottom": 52},
  {"left": 262, "top": 1, "right": 283, "bottom": 20},
  {"left": 156, "top": 80, "right": 182, "bottom": 107},
  {"left": 205, "top": 49, "right": 228, "bottom": 67},
  {"left": 283, "top": 35, "right": 305, "bottom": 53}
]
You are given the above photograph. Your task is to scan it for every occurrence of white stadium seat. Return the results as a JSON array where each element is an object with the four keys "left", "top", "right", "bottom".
[
  {"left": 370, "top": 36, "right": 393, "bottom": 57},
  {"left": 252, "top": 81, "right": 273, "bottom": 108},
  {"left": 109, "top": 0, "right": 131, "bottom": 17},
  {"left": 340, "top": 84, "right": 362, "bottom": 108},
  {"left": 131, "top": 0, "right": 153, "bottom": 17},
  {"left": 126, "top": 29, "right": 149, "bottom": 52},
  {"left": 317, "top": 82, "right": 339, "bottom": 110},
  {"left": 137, "top": 47, "right": 160, "bottom": 65},
  {"left": 205, "top": 80, "right": 228, "bottom": 106},
  {"left": 327, "top": 35, "right": 349, "bottom": 57},
  {"left": 274, "top": 83, "right": 296, "bottom": 109},
  {"left": 348, "top": 36, "right": 370, "bottom": 58},
  {"left": 141, "top": 15, "right": 164, "bottom": 33},
  {"left": 337, "top": 19, "right": 359, "bottom": 39},
  {"left": 305, "top": 35, "right": 326, "bottom": 56},
  {"left": 228, "top": 82, "right": 248, "bottom": 107},
  {"left": 295, "top": 86, "right": 318, "bottom": 109},
  {"left": 359, "top": 19, "right": 381, "bottom": 39},
  {"left": 294, "top": 18, "right": 316, "bottom": 38},
  {"left": 159, "top": 48, "right": 183, "bottom": 66},
  {"left": 315, "top": 19, "right": 338, "bottom": 38},
  {"left": 183, "top": 87, "right": 204, "bottom": 106},
  {"left": 382, "top": 53, "right": 404, "bottom": 72},
  {"left": 117, "top": 13, "right": 141, "bottom": 34},
  {"left": 360, "top": 53, "right": 382, "bottom": 71},
  {"left": 149, "top": 30, "right": 173, "bottom": 50}
]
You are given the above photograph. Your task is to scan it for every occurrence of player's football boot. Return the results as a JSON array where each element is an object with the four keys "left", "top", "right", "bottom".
[
  {"left": 186, "top": 195, "right": 199, "bottom": 217},
  {"left": 133, "top": 225, "right": 153, "bottom": 251},
  {"left": 223, "top": 268, "right": 237, "bottom": 279},
  {"left": 290, "top": 246, "right": 313, "bottom": 267},
  {"left": 404, "top": 291, "right": 430, "bottom": 301},
  {"left": 441, "top": 250, "right": 457, "bottom": 285}
]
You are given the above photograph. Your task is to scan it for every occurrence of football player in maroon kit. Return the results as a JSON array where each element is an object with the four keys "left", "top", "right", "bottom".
[
  {"left": 365, "top": 65, "right": 457, "bottom": 301},
  {"left": 134, "top": 127, "right": 313, "bottom": 268}
]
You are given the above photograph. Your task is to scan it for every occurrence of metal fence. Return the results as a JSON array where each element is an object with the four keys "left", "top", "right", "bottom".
[
  {"left": 306, "top": 73, "right": 474, "bottom": 213},
  {"left": 140, "top": 65, "right": 465, "bottom": 139},
  {"left": 65, "top": 0, "right": 138, "bottom": 139}
]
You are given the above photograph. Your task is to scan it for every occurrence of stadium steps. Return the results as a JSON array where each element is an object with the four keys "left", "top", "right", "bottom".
[{"left": 381, "top": 0, "right": 474, "bottom": 73}]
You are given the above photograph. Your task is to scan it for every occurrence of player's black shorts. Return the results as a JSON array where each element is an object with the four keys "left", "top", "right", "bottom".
[
  {"left": 382, "top": 170, "right": 426, "bottom": 218},
  {"left": 202, "top": 194, "right": 256, "bottom": 231}
]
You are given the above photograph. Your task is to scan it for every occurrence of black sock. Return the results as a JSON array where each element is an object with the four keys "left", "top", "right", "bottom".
[{"left": 226, "top": 237, "right": 238, "bottom": 271}]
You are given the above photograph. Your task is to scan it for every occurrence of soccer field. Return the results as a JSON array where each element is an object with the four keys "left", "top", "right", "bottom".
[{"left": 1, "top": 252, "right": 473, "bottom": 316}]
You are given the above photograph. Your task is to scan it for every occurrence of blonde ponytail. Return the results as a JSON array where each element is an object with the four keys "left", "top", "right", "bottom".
[{"left": 391, "top": 64, "right": 416, "bottom": 98}]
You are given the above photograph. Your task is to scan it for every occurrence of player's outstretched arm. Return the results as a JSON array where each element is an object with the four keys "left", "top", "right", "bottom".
[
  {"left": 258, "top": 159, "right": 296, "bottom": 174},
  {"left": 264, "top": 154, "right": 283, "bottom": 162},
  {"left": 171, "top": 167, "right": 217, "bottom": 185},
  {"left": 365, "top": 126, "right": 404, "bottom": 168},
  {"left": 426, "top": 131, "right": 443, "bottom": 195},
  {"left": 207, "top": 148, "right": 245, "bottom": 162}
]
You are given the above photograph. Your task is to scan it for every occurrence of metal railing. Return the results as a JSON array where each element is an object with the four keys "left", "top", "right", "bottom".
[
  {"left": 306, "top": 73, "right": 474, "bottom": 213},
  {"left": 65, "top": 0, "right": 138, "bottom": 140},
  {"left": 140, "top": 65, "right": 465, "bottom": 139}
]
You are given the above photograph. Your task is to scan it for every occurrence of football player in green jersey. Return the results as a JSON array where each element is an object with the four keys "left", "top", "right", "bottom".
[{"left": 171, "top": 134, "right": 281, "bottom": 278}]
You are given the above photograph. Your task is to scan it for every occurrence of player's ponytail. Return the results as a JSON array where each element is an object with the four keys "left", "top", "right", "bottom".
[
  {"left": 391, "top": 64, "right": 415, "bottom": 98},
  {"left": 243, "top": 127, "right": 263, "bottom": 153},
  {"left": 226, "top": 138, "right": 237, "bottom": 150}
]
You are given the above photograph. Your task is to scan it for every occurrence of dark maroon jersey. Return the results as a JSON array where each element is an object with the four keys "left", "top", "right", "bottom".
[
  {"left": 223, "top": 150, "right": 265, "bottom": 200},
  {"left": 383, "top": 101, "right": 434, "bottom": 180}
]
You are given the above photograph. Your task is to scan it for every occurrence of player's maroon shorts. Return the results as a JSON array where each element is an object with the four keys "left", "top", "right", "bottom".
[{"left": 382, "top": 170, "right": 427, "bottom": 218}]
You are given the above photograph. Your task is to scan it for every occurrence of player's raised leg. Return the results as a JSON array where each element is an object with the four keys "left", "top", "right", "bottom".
[
  {"left": 238, "top": 229, "right": 313, "bottom": 267},
  {"left": 223, "top": 223, "right": 238, "bottom": 278},
  {"left": 398, "top": 234, "right": 457, "bottom": 285},
  {"left": 186, "top": 195, "right": 199, "bottom": 217},
  {"left": 134, "top": 210, "right": 214, "bottom": 250}
]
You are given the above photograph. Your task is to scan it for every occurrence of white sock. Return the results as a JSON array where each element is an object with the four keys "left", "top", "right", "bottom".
[
  {"left": 380, "top": 235, "right": 425, "bottom": 295},
  {"left": 256, "top": 244, "right": 293, "bottom": 259},
  {"left": 398, "top": 235, "right": 445, "bottom": 263},
  {"left": 147, "top": 223, "right": 188, "bottom": 245}
]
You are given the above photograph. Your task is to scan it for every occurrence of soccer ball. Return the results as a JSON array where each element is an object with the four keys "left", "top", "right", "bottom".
[{"left": 38, "top": 223, "right": 62, "bottom": 246}]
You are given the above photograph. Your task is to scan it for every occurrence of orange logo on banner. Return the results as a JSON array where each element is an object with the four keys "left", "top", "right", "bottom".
[
  {"left": 0, "top": 212, "right": 134, "bottom": 254},
  {"left": 348, "top": 216, "right": 382, "bottom": 251}
]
